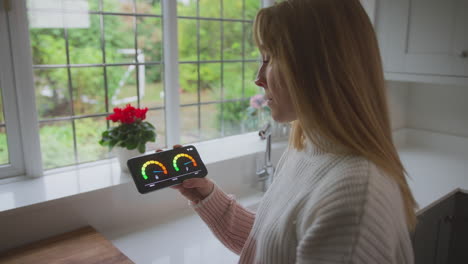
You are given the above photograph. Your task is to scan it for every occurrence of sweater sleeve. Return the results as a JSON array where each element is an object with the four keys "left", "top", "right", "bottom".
[{"left": 188, "top": 182, "right": 256, "bottom": 255}]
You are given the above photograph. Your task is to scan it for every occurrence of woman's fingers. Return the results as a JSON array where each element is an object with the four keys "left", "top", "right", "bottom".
[{"left": 155, "top": 144, "right": 182, "bottom": 153}]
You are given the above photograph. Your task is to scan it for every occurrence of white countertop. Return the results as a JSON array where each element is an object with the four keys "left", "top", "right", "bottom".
[
  {"left": 398, "top": 129, "right": 468, "bottom": 213},
  {"left": 106, "top": 128, "right": 468, "bottom": 264}
]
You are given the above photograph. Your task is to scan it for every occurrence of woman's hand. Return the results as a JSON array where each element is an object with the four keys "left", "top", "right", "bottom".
[{"left": 156, "top": 144, "right": 215, "bottom": 204}]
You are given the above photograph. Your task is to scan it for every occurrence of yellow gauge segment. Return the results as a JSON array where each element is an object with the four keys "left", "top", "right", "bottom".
[
  {"left": 172, "top": 153, "right": 197, "bottom": 171},
  {"left": 141, "top": 160, "right": 168, "bottom": 180}
]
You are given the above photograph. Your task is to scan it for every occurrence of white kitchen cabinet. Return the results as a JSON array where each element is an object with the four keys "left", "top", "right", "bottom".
[{"left": 376, "top": 0, "right": 468, "bottom": 78}]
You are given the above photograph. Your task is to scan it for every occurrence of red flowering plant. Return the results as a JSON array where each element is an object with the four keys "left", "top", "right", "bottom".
[{"left": 99, "top": 104, "right": 156, "bottom": 153}]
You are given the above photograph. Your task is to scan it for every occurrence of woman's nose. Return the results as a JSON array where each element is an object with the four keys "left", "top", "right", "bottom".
[
  {"left": 255, "top": 78, "right": 266, "bottom": 87},
  {"left": 255, "top": 69, "right": 267, "bottom": 88}
]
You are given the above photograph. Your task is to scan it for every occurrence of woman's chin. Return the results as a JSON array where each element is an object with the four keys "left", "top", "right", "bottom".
[
  {"left": 271, "top": 112, "right": 286, "bottom": 123},
  {"left": 271, "top": 111, "right": 296, "bottom": 123}
]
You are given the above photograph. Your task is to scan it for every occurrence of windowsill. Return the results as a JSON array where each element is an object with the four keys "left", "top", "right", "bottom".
[{"left": 0, "top": 132, "right": 289, "bottom": 213}]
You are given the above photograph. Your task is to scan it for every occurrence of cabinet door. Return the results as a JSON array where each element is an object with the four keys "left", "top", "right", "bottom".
[
  {"left": 448, "top": 192, "right": 468, "bottom": 263},
  {"left": 412, "top": 194, "right": 455, "bottom": 264},
  {"left": 376, "top": 0, "right": 468, "bottom": 76}
]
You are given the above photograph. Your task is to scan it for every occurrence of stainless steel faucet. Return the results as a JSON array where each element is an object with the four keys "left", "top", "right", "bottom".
[{"left": 256, "top": 122, "right": 275, "bottom": 192}]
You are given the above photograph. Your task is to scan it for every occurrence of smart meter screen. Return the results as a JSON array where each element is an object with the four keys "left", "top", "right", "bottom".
[{"left": 127, "top": 145, "right": 208, "bottom": 194}]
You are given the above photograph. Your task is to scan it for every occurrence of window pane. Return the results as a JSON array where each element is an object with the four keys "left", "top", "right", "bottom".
[
  {"left": 104, "top": 15, "right": 136, "bottom": 64},
  {"left": 137, "top": 17, "right": 162, "bottom": 63},
  {"left": 140, "top": 65, "right": 164, "bottom": 109},
  {"left": 178, "top": 19, "right": 198, "bottom": 61},
  {"left": 29, "top": 26, "right": 66, "bottom": 65},
  {"left": 245, "top": 0, "right": 261, "bottom": 19},
  {"left": 136, "top": 0, "right": 162, "bottom": 14},
  {"left": 86, "top": 0, "right": 100, "bottom": 11},
  {"left": 223, "top": 22, "right": 243, "bottom": 60},
  {"left": 177, "top": 0, "right": 197, "bottom": 17},
  {"left": 68, "top": 14, "right": 103, "bottom": 65},
  {"left": 200, "top": 0, "right": 220, "bottom": 18},
  {"left": 103, "top": 0, "right": 134, "bottom": 13},
  {"left": 200, "top": 20, "right": 221, "bottom": 61},
  {"left": 223, "top": 0, "right": 242, "bottom": 19},
  {"left": 107, "top": 65, "right": 137, "bottom": 109},
  {"left": 200, "top": 104, "right": 220, "bottom": 141},
  {"left": 34, "top": 68, "right": 72, "bottom": 119},
  {"left": 200, "top": 63, "right": 221, "bottom": 102},
  {"left": 71, "top": 67, "right": 105, "bottom": 115},
  {"left": 222, "top": 101, "right": 249, "bottom": 136},
  {"left": 223, "top": 63, "right": 243, "bottom": 99},
  {"left": 27, "top": 0, "right": 100, "bottom": 12},
  {"left": 244, "top": 22, "right": 260, "bottom": 60},
  {"left": 181, "top": 106, "right": 200, "bottom": 144},
  {"left": 40, "top": 121, "right": 75, "bottom": 169},
  {"left": 145, "top": 110, "right": 166, "bottom": 150},
  {"left": 0, "top": 126, "right": 8, "bottom": 165},
  {"left": 76, "top": 117, "right": 107, "bottom": 163},
  {"left": 179, "top": 63, "right": 198, "bottom": 105}
]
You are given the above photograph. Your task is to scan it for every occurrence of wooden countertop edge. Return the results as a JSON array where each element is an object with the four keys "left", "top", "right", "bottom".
[{"left": 0, "top": 226, "right": 134, "bottom": 263}]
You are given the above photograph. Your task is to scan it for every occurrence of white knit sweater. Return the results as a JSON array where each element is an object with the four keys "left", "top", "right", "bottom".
[{"left": 190, "top": 139, "right": 414, "bottom": 263}]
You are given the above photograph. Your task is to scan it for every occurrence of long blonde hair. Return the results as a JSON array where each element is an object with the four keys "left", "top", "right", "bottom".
[{"left": 253, "top": 0, "right": 417, "bottom": 230}]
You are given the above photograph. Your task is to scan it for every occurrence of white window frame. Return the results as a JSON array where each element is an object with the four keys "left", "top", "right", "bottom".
[
  {"left": 0, "top": 0, "right": 275, "bottom": 180},
  {"left": 0, "top": 5, "right": 24, "bottom": 178},
  {"left": 0, "top": 0, "right": 42, "bottom": 179}
]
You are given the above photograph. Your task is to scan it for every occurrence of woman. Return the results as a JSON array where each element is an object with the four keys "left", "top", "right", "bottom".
[{"left": 169, "top": 0, "right": 417, "bottom": 263}]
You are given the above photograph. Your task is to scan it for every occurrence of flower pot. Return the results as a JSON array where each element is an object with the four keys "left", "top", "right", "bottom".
[{"left": 114, "top": 147, "right": 141, "bottom": 172}]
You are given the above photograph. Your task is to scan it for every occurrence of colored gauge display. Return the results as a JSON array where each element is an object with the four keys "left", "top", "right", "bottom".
[
  {"left": 141, "top": 160, "right": 168, "bottom": 180},
  {"left": 172, "top": 153, "right": 197, "bottom": 172}
]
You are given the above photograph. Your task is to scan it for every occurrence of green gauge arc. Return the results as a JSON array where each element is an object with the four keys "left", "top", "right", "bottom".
[
  {"left": 172, "top": 153, "right": 197, "bottom": 171},
  {"left": 141, "top": 160, "right": 168, "bottom": 180}
]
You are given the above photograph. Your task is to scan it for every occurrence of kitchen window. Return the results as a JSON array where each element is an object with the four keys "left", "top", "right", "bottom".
[{"left": 0, "top": 0, "right": 265, "bottom": 179}]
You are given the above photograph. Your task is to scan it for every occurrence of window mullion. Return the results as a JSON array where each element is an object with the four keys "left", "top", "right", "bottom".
[
  {"left": 6, "top": 0, "right": 43, "bottom": 177},
  {"left": 162, "top": 0, "right": 181, "bottom": 147}
]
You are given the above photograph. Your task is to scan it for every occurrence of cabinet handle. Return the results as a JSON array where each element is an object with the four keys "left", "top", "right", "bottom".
[
  {"left": 461, "top": 51, "right": 468, "bottom": 58},
  {"left": 444, "top": 215, "right": 454, "bottom": 223}
]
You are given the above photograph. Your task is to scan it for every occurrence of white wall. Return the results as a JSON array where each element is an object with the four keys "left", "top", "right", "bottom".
[
  {"left": 407, "top": 83, "right": 468, "bottom": 137},
  {"left": 386, "top": 80, "right": 468, "bottom": 138}
]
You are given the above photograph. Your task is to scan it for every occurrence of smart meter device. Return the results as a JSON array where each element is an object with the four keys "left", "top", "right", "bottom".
[{"left": 127, "top": 145, "right": 208, "bottom": 194}]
